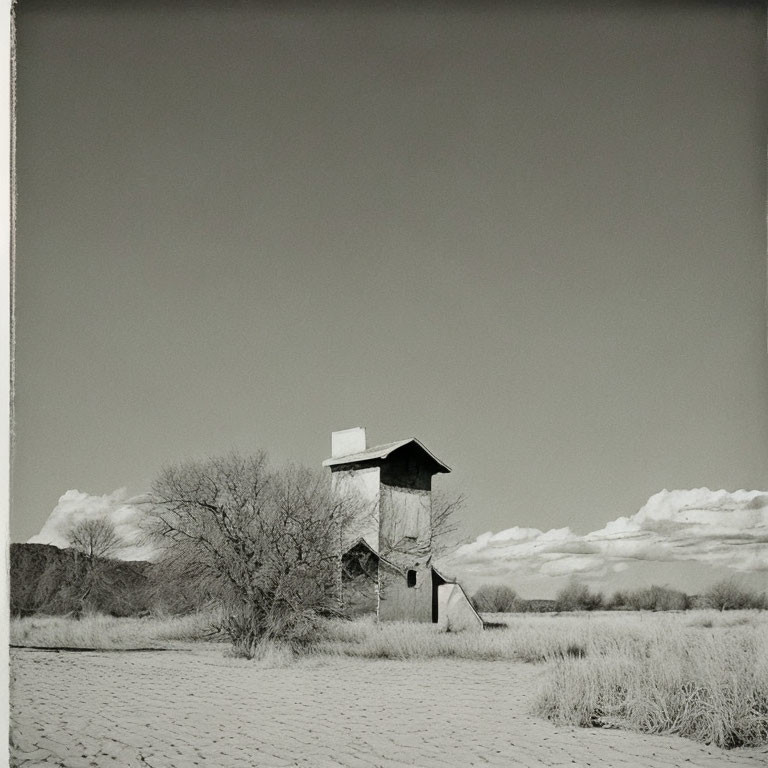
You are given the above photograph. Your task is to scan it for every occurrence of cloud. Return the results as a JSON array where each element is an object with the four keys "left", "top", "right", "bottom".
[
  {"left": 440, "top": 488, "right": 768, "bottom": 588},
  {"left": 30, "top": 485, "right": 768, "bottom": 584},
  {"left": 29, "top": 488, "right": 155, "bottom": 560}
]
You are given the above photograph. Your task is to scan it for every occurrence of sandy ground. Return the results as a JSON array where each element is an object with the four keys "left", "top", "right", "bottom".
[{"left": 10, "top": 645, "right": 768, "bottom": 768}]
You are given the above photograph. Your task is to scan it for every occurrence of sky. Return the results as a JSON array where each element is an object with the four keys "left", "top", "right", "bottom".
[{"left": 12, "top": 2, "right": 768, "bottom": 597}]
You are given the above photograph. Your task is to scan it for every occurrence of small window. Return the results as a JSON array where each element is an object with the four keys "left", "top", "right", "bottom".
[{"left": 407, "top": 570, "right": 417, "bottom": 588}]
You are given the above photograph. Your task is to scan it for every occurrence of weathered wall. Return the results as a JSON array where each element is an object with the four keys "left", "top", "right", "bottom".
[
  {"left": 377, "top": 563, "right": 433, "bottom": 622},
  {"left": 379, "top": 485, "right": 431, "bottom": 566},
  {"left": 331, "top": 464, "right": 380, "bottom": 551}
]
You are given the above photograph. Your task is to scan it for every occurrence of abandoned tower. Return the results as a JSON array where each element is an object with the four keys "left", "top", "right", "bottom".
[{"left": 324, "top": 427, "right": 478, "bottom": 625}]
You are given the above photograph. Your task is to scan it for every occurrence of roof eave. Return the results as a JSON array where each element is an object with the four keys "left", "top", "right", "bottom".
[{"left": 323, "top": 437, "right": 451, "bottom": 473}]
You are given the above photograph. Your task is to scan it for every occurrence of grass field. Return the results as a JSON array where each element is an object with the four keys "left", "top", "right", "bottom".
[{"left": 10, "top": 609, "right": 768, "bottom": 749}]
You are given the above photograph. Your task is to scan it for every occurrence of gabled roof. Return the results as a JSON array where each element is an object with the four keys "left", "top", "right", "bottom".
[{"left": 323, "top": 437, "right": 451, "bottom": 473}]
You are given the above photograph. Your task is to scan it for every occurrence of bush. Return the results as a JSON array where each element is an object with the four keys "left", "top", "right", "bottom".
[
  {"left": 607, "top": 590, "right": 628, "bottom": 610},
  {"left": 705, "top": 579, "right": 767, "bottom": 611},
  {"left": 147, "top": 453, "right": 364, "bottom": 657},
  {"left": 472, "top": 584, "right": 519, "bottom": 612},
  {"left": 610, "top": 585, "right": 690, "bottom": 611},
  {"left": 554, "top": 580, "right": 603, "bottom": 611}
]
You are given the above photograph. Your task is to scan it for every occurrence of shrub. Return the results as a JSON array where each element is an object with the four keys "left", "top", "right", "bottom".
[
  {"left": 611, "top": 585, "right": 691, "bottom": 612},
  {"left": 607, "top": 590, "right": 628, "bottom": 609},
  {"left": 648, "top": 585, "right": 690, "bottom": 611},
  {"left": 146, "top": 453, "right": 365, "bottom": 656},
  {"left": 472, "top": 584, "right": 519, "bottom": 612},
  {"left": 554, "top": 580, "right": 603, "bottom": 611}
]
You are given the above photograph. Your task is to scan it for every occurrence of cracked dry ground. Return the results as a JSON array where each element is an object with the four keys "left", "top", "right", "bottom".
[{"left": 10, "top": 646, "right": 768, "bottom": 768}]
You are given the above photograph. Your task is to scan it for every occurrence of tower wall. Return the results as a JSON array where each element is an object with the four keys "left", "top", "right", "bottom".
[
  {"left": 378, "top": 443, "right": 433, "bottom": 569},
  {"left": 330, "top": 464, "right": 380, "bottom": 552},
  {"left": 377, "top": 443, "right": 434, "bottom": 622}
]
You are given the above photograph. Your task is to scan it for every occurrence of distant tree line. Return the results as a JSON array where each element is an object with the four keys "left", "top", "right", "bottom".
[{"left": 471, "top": 578, "right": 767, "bottom": 613}]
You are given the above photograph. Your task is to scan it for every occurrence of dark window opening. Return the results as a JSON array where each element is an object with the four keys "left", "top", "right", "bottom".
[{"left": 407, "top": 570, "right": 417, "bottom": 588}]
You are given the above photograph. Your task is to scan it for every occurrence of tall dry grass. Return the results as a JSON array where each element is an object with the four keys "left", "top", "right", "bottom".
[
  {"left": 10, "top": 610, "right": 222, "bottom": 649},
  {"left": 319, "top": 610, "right": 767, "bottom": 663},
  {"left": 318, "top": 612, "right": 602, "bottom": 662},
  {"left": 534, "top": 613, "right": 768, "bottom": 748}
]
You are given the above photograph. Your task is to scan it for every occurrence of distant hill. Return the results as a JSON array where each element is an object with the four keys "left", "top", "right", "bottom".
[
  {"left": 11, "top": 543, "right": 154, "bottom": 617},
  {"left": 11, "top": 543, "right": 221, "bottom": 617}
]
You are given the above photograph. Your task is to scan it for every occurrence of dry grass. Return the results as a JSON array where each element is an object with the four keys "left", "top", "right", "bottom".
[
  {"left": 318, "top": 612, "right": 600, "bottom": 662},
  {"left": 532, "top": 612, "right": 768, "bottom": 749},
  {"left": 319, "top": 610, "right": 766, "bottom": 664},
  {"left": 10, "top": 611, "right": 222, "bottom": 649}
]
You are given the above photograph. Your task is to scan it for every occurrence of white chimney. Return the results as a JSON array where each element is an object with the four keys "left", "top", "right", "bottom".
[{"left": 331, "top": 427, "right": 366, "bottom": 458}]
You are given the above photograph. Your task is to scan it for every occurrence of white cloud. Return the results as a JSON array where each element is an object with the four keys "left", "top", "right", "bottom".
[
  {"left": 440, "top": 488, "right": 768, "bottom": 589},
  {"left": 31, "top": 486, "right": 768, "bottom": 584},
  {"left": 29, "top": 488, "right": 155, "bottom": 561}
]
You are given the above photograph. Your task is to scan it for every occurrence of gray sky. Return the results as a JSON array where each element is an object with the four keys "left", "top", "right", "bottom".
[{"left": 12, "top": 3, "right": 768, "bottom": 590}]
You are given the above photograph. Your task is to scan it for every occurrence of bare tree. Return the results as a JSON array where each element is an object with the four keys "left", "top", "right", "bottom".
[
  {"left": 68, "top": 518, "right": 122, "bottom": 560},
  {"left": 705, "top": 579, "right": 766, "bottom": 611},
  {"left": 430, "top": 491, "right": 466, "bottom": 557},
  {"left": 145, "top": 452, "right": 359, "bottom": 656},
  {"left": 64, "top": 518, "right": 124, "bottom": 616},
  {"left": 377, "top": 491, "right": 466, "bottom": 562}
]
